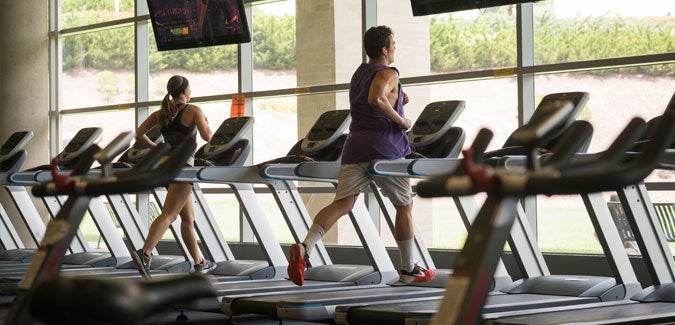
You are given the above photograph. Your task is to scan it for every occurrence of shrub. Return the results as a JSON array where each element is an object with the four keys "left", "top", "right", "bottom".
[
  {"left": 60, "top": 10, "right": 672, "bottom": 77},
  {"left": 430, "top": 13, "right": 674, "bottom": 76},
  {"left": 97, "top": 70, "right": 120, "bottom": 100}
]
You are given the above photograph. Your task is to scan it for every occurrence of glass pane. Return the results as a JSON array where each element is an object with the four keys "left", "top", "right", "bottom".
[
  {"left": 333, "top": 0, "right": 363, "bottom": 84},
  {"left": 378, "top": 0, "right": 517, "bottom": 77},
  {"left": 62, "top": 26, "right": 135, "bottom": 109},
  {"left": 535, "top": 64, "right": 675, "bottom": 154},
  {"left": 203, "top": 193, "right": 242, "bottom": 242},
  {"left": 536, "top": 64, "right": 674, "bottom": 254},
  {"left": 80, "top": 212, "right": 108, "bottom": 252},
  {"left": 538, "top": 194, "right": 602, "bottom": 254},
  {"left": 534, "top": 1, "right": 675, "bottom": 63},
  {"left": 646, "top": 188, "right": 675, "bottom": 256},
  {"left": 197, "top": 101, "right": 234, "bottom": 149},
  {"left": 379, "top": 195, "right": 475, "bottom": 250},
  {"left": 427, "top": 197, "right": 470, "bottom": 249},
  {"left": 60, "top": 110, "right": 134, "bottom": 155},
  {"left": 252, "top": 96, "right": 298, "bottom": 164},
  {"left": 148, "top": 26, "right": 240, "bottom": 100},
  {"left": 429, "top": 78, "right": 519, "bottom": 151},
  {"left": 252, "top": 193, "right": 294, "bottom": 244},
  {"left": 252, "top": 0, "right": 297, "bottom": 91},
  {"left": 62, "top": 0, "right": 134, "bottom": 29}
]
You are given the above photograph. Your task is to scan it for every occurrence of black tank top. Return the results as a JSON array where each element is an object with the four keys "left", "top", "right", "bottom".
[{"left": 161, "top": 104, "right": 193, "bottom": 149}]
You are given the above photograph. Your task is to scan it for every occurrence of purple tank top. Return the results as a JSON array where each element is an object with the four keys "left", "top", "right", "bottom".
[{"left": 341, "top": 63, "right": 411, "bottom": 164}]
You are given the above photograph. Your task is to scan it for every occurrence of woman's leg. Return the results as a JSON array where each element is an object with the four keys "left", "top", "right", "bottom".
[
  {"left": 141, "top": 182, "right": 193, "bottom": 255},
  {"left": 176, "top": 191, "right": 205, "bottom": 265}
]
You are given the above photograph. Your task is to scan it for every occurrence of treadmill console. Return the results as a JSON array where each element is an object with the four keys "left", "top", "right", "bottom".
[
  {"left": 301, "top": 110, "right": 351, "bottom": 153},
  {"left": 58, "top": 127, "right": 103, "bottom": 164},
  {"left": 0, "top": 131, "right": 33, "bottom": 173},
  {"left": 124, "top": 125, "right": 163, "bottom": 162},
  {"left": 203, "top": 116, "right": 254, "bottom": 156},
  {"left": 531, "top": 92, "right": 589, "bottom": 126},
  {"left": 408, "top": 100, "right": 465, "bottom": 147},
  {"left": 502, "top": 91, "right": 589, "bottom": 149},
  {"left": 0, "top": 131, "right": 33, "bottom": 158},
  {"left": 93, "top": 132, "right": 135, "bottom": 166},
  {"left": 667, "top": 91, "right": 675, "bottom": 112}
]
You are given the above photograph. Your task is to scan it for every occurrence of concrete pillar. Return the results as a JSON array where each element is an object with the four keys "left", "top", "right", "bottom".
[
  {"left": 0, "top": 2, "right": 50, "bottom": 168},
  {"left": 296, "top": 0, "right": 336, "bottom": 133},
  {"left": 0, "top": 1, "right": 51, "bottom": 245},
  {"left": 377, "top": 0, "right": 431, "bottom": 120},
  {"left": 296, "top": 0, "right": 339, "bottom": 243}
]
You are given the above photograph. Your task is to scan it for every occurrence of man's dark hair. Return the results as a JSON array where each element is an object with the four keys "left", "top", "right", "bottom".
[{"left": 363, "top": 25, "right": 393, "bottom": 59}]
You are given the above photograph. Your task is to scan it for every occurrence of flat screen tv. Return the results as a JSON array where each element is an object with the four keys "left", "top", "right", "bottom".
[
  {"left": 410, "top": 0, "right": 541, "bottom": 16},
  {"left": 147, "top": 0, "right": 251, "bottom": 51}
]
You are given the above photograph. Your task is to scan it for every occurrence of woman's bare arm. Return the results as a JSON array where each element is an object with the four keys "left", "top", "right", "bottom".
[
  {"left": 189, "top": 105, "right": 212, "bottom": 142},
  {"left": 135, "top": 111, "right": 160, "bottom": 148}
]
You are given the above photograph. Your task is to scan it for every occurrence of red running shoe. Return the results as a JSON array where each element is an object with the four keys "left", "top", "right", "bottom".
[
  {"left": 399, "top": 264, "right": 436, "bottom": 284},
  {"left": 287, "top": 243, "right": 307, "bottom": 286}
]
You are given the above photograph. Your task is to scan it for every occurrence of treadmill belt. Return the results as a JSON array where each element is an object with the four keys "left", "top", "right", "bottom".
[
  {"left": 215, "top": 279, "right": 355, "bottom": 296},
  {"left": 493, "top": 302, "right": 675, "bottom": 324},
  {"left": 228, "top": 285, "right": 379, "bottom": 317},
  {"left": 346, "top": 293, "right": 600, "bottom": 325}
]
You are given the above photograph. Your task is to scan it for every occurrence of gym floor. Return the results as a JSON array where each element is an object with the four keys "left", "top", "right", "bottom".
[
  {"left": 143, "top": 310, "right": 329, "bottom": 324},
  {"left": 0, "top": 302, "right": 331, "bottom": 325}
]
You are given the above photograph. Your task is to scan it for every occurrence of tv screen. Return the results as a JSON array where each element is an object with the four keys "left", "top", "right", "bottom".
[
  {"left": 147, "top": 0, "right": 251, "bottom": 51},
  {"left": 410, "top": 0, "right": 541, "bottom": 16}
]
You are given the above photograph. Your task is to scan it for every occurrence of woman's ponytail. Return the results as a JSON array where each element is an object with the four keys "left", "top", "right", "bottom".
[{"left": 158, "top": 75, "right": 189, "bottom": 126}]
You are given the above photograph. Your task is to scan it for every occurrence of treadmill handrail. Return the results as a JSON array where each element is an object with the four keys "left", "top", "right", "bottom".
[
  {"left": 31, "top": 138, "right": 192, "bottom": 197},
  {"left": 418, "top": 111, "right": 674, "bottom": 198}
]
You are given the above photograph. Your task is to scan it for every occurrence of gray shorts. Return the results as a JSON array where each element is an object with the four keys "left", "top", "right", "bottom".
[{"left": 334, "top": 162, "right": 412, "bottom": 207}]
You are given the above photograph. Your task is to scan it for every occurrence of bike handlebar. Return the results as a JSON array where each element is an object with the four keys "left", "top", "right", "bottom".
[
  {"left": 541, "top": 120, "right": 593, "bottom": 169},
  {"left": 29, "top": 274, "right": 215, "bottom": 324},
  {"left": 417, "top": 108, "right": 675, "bottom": 198}
]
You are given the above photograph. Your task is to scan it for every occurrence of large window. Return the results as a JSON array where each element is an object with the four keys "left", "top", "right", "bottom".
[
  {"left": 252, "top": 0, "right": 297, "bottom": 91},
  {"left": 50, "top": 0, "right": 675, "bottom": 256},
  {"left": 534, "top": 0, "right": 675, "bottom": 63},
  {"left": 62, "top": 0, "right": 134, "bottom": 29},
  {"left": 535, "top": 65, "right": 675, "bottom": 153},
  {"left": 62, "top": 26, "right": 136, "bottom": 109},
  {"left": 148, "top": 33, "right": 240, "bottom": 100}
]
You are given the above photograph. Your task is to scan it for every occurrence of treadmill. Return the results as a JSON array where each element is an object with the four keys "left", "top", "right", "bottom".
[
  {"left": 0, "top": 131, "right": 38, "bottom": 261},
  {"left": 4, "top": 131, "right": 196, "bottom": 325},
  {"left": 21, "top": 125, "right": 198, "bottom": 279},
  {"left": 174, "top": 115, "right": 292, "bottom": 283},
  {"left": 265, "top": 100, "right": 490, "bottom": 322},
  {"left": 171, "top": 110, "right": 399, "bottom": 317},
  {"left": 0, "top": 127, "right": 126, "bottom": 272},
  {"left": 53, "top": 117, "right": 265, "bottom": 280},
  {"left": 402, "top": 99, "right": 675, "bottom": 324},
  {"left": 282, "top": 93, "right": 596, "bottom": 323},
  {"left": 139, "top": 119, "right": 263, "bottom": 278},
  {"left": 225, "top": 95, "right": 589, "bottom": 323},
  {"left": 98, "top": 124, "right": 193, "bottom": 275},
  {"left": 333, "top": 92, "right": 642, "bottom": 324},
  {"left": 0, "top": 130, "right": 131, "bottom": 301},
  {"left": 478, "top": 93, "right": 675, "bottom": 325},
  {"left": 0, "top": 129, "right": 169, "bottom": 290}
]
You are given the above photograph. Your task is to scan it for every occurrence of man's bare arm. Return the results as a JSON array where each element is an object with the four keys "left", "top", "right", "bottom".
[{"left": 367, "top": 69, "right": 412, "bottom": 129}]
